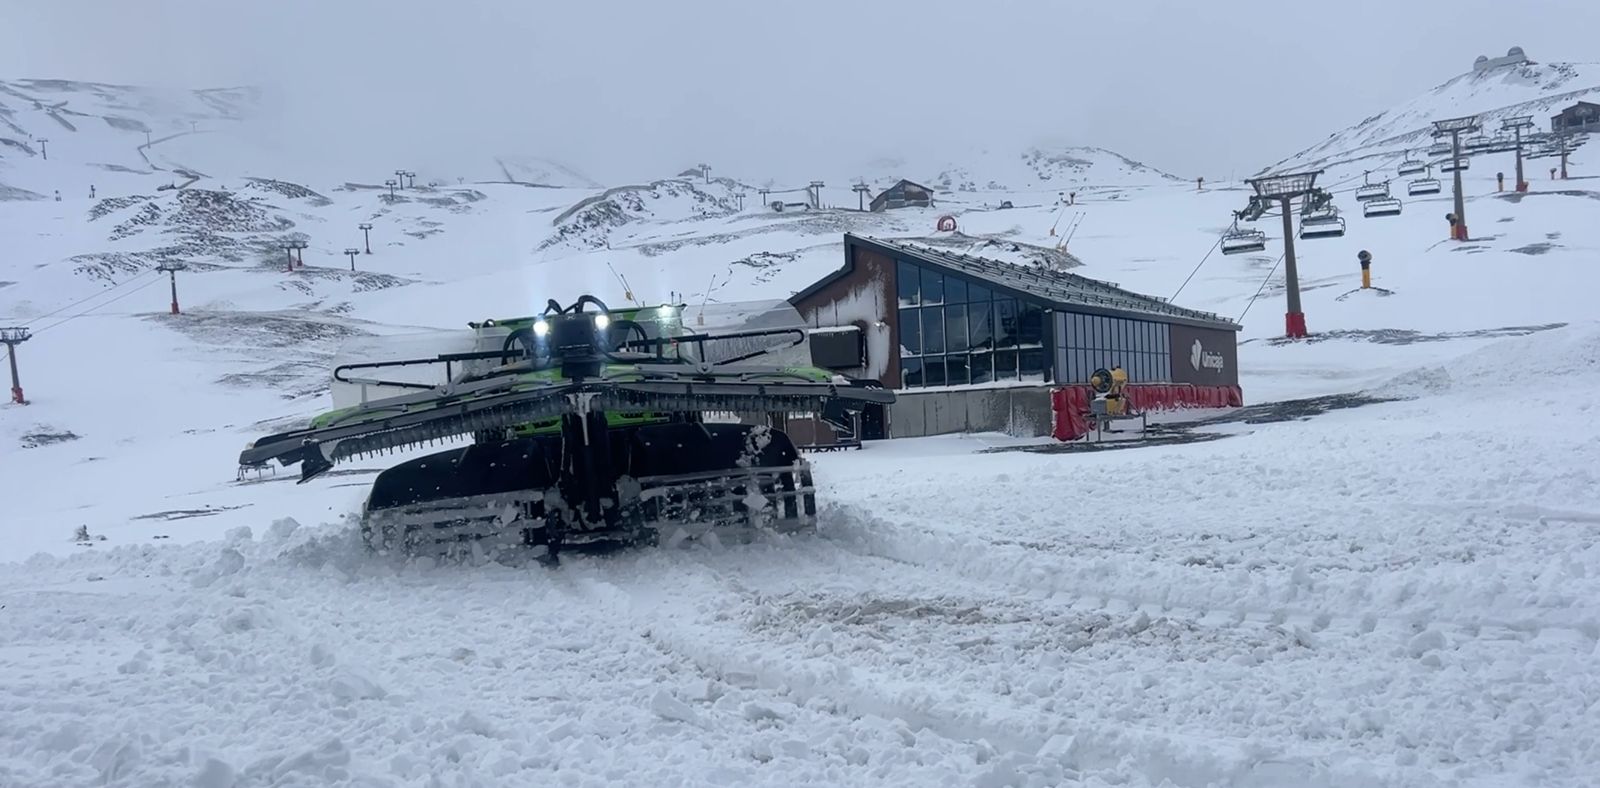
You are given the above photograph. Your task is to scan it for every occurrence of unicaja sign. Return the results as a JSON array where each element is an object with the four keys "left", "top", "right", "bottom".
[{"left": 1190, "top": 339, "right": 1225, "bottom": 373}]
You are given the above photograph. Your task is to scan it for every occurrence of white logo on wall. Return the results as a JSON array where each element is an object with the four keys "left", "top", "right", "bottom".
[{"left": 1190, "top": 339, "right": 1225, "bottom": 373}]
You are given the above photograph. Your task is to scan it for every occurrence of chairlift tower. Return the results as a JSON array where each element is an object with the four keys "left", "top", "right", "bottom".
[
  {"left": 358, "top": 222, "right": 374, "bottom": 253},
  {"left": 155, "top": 262, "right": 187, "bottom": 314},
  {"left": 384, "top": 179, "right": 398, "bottom": 199},
  {"left": 1433, "top": 115, "right": 1480, "bottom": 240},
  {"left": 852, "top": 181, "right": 871, "bottom": 211},
  {"left": 808, "top": 181, "right": 825, "bottom": 209},
  {"left": 290, "top": 240, "right": 308, "bottom": 268},
  {"left": 344, "top": 248, "right": 360, "bottom": 271},
  {"left": 1, "top": 327, "right": 31, "bottom": 404},
  {"left": 1555, "top": 132, "right": 1577, "bottom": 179},
  {"left": 1502, "top": 116, "right": 1535, "bottom": 192},
  {"left": 1244, "top": 170, "right": 1323, "bottom": 339}
]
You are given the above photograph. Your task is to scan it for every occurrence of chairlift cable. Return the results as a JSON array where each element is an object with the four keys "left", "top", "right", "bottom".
[
  {"left": 1237, "top": 251, "right": 1287, "bottom": 324},
  {"left": 1, "top": 269, "right": 159, "bottom": 325},
  {"left": 1171, "top": 233, "right": 1223, "bottom": 302},
  {"left": 32, "top": 276, "right": 166, "bottom": 335}
]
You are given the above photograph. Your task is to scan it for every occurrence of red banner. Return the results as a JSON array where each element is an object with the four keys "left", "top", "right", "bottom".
[{"left": 1051, "top": 384, "right": 1243, "bottom": 441}]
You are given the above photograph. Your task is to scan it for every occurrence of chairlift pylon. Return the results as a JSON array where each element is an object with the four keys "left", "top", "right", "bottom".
[
  {"left": 1235, "top": 195, "right": 1269, "bottom": 223},
  {"left": 1300, "top": 188, "right": 1333, "bottom": 215}
]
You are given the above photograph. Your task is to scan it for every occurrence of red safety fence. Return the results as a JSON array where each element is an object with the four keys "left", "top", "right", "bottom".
[{"left": 1050, "top": 384, "right": 1243, "bottom": 442}]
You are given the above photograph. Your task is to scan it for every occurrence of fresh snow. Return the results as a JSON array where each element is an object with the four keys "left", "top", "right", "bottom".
[
  {"left": 2, "top": 68, "right": 1599, "bottom": 787},
  {"left": 1263, "top": 60, "right": 1600, "bottom": 182}
]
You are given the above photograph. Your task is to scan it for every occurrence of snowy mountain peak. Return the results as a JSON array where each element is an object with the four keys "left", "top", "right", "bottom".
[{"left": 1262, "top": 59, "right": 1600, "bottom": 177}]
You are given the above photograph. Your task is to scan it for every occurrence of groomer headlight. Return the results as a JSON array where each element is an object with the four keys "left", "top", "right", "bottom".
[
  {"left": 657, "top": 304, "right": 675, "bottom": 316},
  {"left": 593, "top": 313, "right": 610, "bottom": 330},
  {"left": 532, "top": 319, "right": 550, "bottom": 337}
]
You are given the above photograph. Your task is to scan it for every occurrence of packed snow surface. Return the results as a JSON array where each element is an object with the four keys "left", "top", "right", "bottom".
[{"left": 2, "top": 70, "right": 1599, "bottom": 786}]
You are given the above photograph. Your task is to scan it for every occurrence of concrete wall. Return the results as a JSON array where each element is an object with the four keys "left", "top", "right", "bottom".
[{"left": 888, "top": 385, "right": 1055, "bottom": 438}]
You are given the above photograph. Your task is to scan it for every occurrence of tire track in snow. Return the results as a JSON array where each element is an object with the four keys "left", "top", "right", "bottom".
[
  {"left": 821, "top": 503, "right": 1600, "bottom": 648},
  {"left": 561, "top": 537, "right": 1406, "bottom": 788}
]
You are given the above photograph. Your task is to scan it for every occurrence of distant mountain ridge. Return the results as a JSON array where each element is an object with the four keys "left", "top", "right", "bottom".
[{"left": 1260, "top": 59, "right": 1600, "bottom": 178}]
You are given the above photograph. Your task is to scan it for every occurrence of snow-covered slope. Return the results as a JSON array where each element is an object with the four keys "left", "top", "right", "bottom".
[
  {"left": 1262, "top": 60, "right": 1600, "bottom": 180},
  {"left": 4, "top": 67, "right": 1600, "bottom": 787},
  {"left": 0, "top": 78, "right": 255, "bottom": 201},
  {"left": 490, "top": 155, "right": 600, "bottom": 189},
  {"left": 0, "top": 79, "right": 602, "bottom": 201},
  {"left": 926, "top": 145, "right": 1185, "bottom": 193}
]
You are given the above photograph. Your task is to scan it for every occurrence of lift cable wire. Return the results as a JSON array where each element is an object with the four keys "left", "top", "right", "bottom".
[
  {"left": 32, "top": 276, "right": 166, "bottom": 336},
  {"left": 1170, "top": 232, "right": 1224, "bottom": 302},
  {"left": 0, "top": 270, "right": 168, "bottom": 366},
  {"left": 1237, "top": 251, "right": 1287, "bottom": 324},
  {"left": 1, "top": 269, "right": 160, "bottom": 326}
]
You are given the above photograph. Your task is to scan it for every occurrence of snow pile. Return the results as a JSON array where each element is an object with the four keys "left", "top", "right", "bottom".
[{"left": 1378, "top": 320, "right": 1600, "bottom": 399}]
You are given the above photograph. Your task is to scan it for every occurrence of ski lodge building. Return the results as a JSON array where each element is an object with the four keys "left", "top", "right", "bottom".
[
  {"left": 1551, "top": 101, "right": 1600, "bottom": 135},
  {"left": 869, "top": 180, "right": 935, "bottom": 212},
  {"left": 788, "top": 233, "right": 1242, "bottom": 442}
]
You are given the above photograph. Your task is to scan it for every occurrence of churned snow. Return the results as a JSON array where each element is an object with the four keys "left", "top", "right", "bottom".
[{"left": 2, "top": 66, "right": 1600, "bottom": 786}]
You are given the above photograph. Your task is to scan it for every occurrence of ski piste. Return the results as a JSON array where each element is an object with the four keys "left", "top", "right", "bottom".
[{"left": 237, "top": 295, "right": 894, "bottom": 562}]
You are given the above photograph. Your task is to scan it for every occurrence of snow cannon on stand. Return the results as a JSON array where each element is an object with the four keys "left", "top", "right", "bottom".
[
  {"left": 235, "top": 295, "right": 895, "bottom": 564},
  {"left": 1084, "top": 366, "right": 1147, "bottom": 441}
]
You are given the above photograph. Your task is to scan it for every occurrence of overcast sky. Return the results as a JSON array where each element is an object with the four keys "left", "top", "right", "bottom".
[{"left": 2, "top": 0, "right": 1595, "bottom": 183}]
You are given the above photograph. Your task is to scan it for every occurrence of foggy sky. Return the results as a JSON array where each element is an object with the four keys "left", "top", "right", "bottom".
[{"left": 3, "top": 0, "right": 1595, "bottom": 184}]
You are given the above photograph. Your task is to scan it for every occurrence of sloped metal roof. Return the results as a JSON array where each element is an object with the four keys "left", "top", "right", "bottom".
[{"left": 846, "top": 234, "right": 1239, "bottom": 330}]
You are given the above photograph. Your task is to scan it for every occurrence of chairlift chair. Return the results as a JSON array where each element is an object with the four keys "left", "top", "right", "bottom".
[
  {"left": 1220, "top": 222, "right": 1268, "bottom": 255},
  {"left": 1298, "top": 208, "right": 1346, "bottom": 239},
  {"left": 1428, "top": 142, "right": 1452, "bottom": 156},
  {"left": 1464, "top": 135, "right": 1492, "bottom": 152},
  {"left": 1439, "top": 158, "right": 1470, "bottom": 173},
  {"left": 1355, "top": 182, "right": 1390, "bottom": 201},
  {"left": 1407, "top": 177, "right": 1442, "bottom": 196},
  {"left": 1398, "top": 158, "right": 1427, "bottom": 176},
  {"left": 1362, "top": 197, "right": 1402, "bottom": 217}
]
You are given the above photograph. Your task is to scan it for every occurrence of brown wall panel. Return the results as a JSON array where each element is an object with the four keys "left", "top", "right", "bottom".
[{"left": 1167, "top": 323, "right": 1239, "bottom": 386}]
